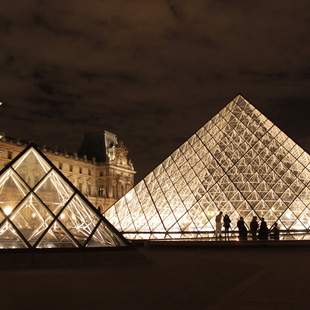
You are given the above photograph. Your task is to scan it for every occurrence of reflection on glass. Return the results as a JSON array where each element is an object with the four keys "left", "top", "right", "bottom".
[
  {"left": 58, "top": 195, "right": 99, "bottom": 245},
  {"left": 0, "top": 169, "right": 29, "bottom": 213},
  {"left": 0, "top": 147, "right": 125, "bottom": 248},
  {"left": 35, "top": 171, "right": 73, "bottom": 215}
]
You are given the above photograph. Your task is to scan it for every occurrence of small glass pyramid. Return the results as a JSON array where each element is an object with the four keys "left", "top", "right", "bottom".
[
  {"left": 105, "top": 95, "right": 310, "bottom": 239},
  {"left": 0, "top": 145, "right": 127, "bottom": 248}
]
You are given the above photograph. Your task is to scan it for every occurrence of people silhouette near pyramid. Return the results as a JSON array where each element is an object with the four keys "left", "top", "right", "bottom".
[
  {"left": 270, "top": 222, "right": 280, "bottom": 240},
  {"left": 237, "top": 217, "right": 248, "bottom": 241},
  {"left": 250, "top": 216, "right": 259, "bottom": 240},
  {"left": 223, "top": 214, "right": 231, "bottom": 240},
  {"left": 215, "top": 211, "right": 223, "bottom": 239},
  {"left": 258, "top": 218, "right": 269, "bottom": 240}
]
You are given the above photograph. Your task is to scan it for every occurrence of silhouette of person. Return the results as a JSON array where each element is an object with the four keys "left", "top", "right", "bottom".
[
  {"left": 258, "top": 218, "right": 269, "bottom": 240},
  {"left": 250, "top": 216, "right": 259, "bottom": 240},
  {"left": 270, "top": 222, "right": 280, "bottom": 240},
  {"left": 215, "top": 211, "right": 223, "bottom": 239},
  {"left": 223, "top": 214, "right": 231, "bottom": 241},
  {"left": 237, "top": 217, "right": 248, "bottom": 241}
]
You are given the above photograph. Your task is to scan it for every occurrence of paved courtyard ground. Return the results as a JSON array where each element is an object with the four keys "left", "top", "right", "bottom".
[{"left": 0, "top": 242, "right": 308, "bottom": 310}]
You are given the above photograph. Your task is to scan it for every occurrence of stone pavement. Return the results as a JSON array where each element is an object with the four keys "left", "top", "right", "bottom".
[{"left": 0, "top": 242, "right": 309, "bottom": 310}]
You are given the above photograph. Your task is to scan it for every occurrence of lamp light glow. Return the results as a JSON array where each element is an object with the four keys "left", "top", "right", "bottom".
[{"left": 3, "top": 206, "right": 13, "bottom": 216}]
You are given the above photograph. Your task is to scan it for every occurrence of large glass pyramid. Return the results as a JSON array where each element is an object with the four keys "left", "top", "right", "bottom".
[
  {"left": 0, "top": 145, "right": 127, "bottom": 248},
  {"left": 105, "top": 95, "right": 310, "bottom": 240}
]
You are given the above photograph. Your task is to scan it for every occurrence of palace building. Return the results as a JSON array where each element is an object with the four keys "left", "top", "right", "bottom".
[
  {"left": 105, "top": 95, "right": 310, "bottom": 240},
  {"left": 0, "top": 131, "right": 135, "bottom": 213}
]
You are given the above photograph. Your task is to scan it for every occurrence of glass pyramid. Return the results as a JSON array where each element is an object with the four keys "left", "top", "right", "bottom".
[
  {"left": 105, "top": 95, "right": 310, "bottom": 240},
  {"left": 0, "top": 145, "right": 127, "bottom": 248}
]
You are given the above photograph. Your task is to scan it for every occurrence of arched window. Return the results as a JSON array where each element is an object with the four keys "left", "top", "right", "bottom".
[
  {"left": 98, "top": 186, "right": 106, "bottom": 197},
  {"left": 117, "top": 182, "right": 124, "bottom": 198},
  {"left": 113, "top": 185, "right": 117, "bottom": 198},
  {"left": 87, "top": 184, "right": 92, "bottom": 196}
]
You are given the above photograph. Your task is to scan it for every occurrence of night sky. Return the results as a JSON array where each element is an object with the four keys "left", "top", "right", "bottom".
[{"left": 0, "top": 1, "right": 310, "bottom": 181}]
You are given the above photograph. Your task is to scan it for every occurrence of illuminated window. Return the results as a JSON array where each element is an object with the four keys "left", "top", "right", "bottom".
[{"left": 99, "top": 186, "right": 106, "bottom": 197}]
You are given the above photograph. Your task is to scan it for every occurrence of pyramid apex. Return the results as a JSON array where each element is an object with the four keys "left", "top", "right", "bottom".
[
  {"left": 231, "top": 94, "right": 251, "bottom": 106},
  {"left": 226, "top": 94, "right": 258, "bottom": 113},
  {"left": 234, "top": 93, "right": 248, "bottom": 101}
]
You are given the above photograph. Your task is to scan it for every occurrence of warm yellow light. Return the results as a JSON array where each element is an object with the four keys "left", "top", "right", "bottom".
[
  {"left": 126, "top": 190, "right": 134, "bottom": 201},
  {"left": 207, "top": 211, "right": 214, "bottom": 218},
  {"left": 60, "top": 213, "right": 66, "bottom": 220},
  {"left": 3, "top": 206, "right": 13, "bottom": 216}
]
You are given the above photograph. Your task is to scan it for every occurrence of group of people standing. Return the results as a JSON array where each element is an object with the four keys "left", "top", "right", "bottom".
[{"left": 215, "top": 211, "right": 280, "bottom": 241}]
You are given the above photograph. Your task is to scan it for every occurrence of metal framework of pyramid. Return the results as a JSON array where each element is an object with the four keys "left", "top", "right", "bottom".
[
  {"left": 105, "top": 95, "right": 310, "bottom": 240},
  {"left": 0, "top": 145, "right": 127, "bottom": 248}
]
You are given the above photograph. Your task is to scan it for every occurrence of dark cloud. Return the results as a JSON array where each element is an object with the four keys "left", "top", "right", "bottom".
[{"left": 0, "top": 0, "right": 310, "bottom": 180}]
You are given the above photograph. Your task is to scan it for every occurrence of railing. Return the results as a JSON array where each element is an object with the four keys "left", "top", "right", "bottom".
[{"left": 122, "top": 230, "right": 310, "bottom": 241}]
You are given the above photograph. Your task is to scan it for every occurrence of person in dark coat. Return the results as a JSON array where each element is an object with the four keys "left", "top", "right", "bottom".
[
  {"left": 237, "top": 217, "right": 248, "bottom": 241},
  {"left": 270, "top": 222, "right": 280, "bottom": 240},
  {"left": 223, "top": 214, "right": 231, "bottom": 241},
  {"left": 250, "top": 216, "right": 259, "bottom": 240},
  {"left": 215, "top": 211, "right": 223, "bottom": 239},
  {"left": 258, "top": 218, "right": 269, "bottom": 240}
]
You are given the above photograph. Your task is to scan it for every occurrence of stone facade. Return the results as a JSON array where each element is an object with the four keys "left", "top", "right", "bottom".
[{"left": 0, "top": 131, "right": 135, "bottom": 212}]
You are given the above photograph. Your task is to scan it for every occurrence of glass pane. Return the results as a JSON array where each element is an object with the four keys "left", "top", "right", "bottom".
[
  {"left": 35, "top": 171, "right": 73, "bottom": 215},
  {"left": 0, "top": 221, "right": 27, "bottom": 249},
  {"left": 289, "top": 198, "right": 306, "bottom": 217},
  {"left": 104, "top": 201, "right": 121, "bottom": 229},
  {"left": 0, "top": 212, "right": 5, "bottom": 226},
  {"left": 116, "top": 202, "right": 135, "bottom": 231},
  {"left": 58, "top": 195, "right": 99, "bottom": 245},
  {"left": 148, "top": 213, "right": 164, "bottom": 231},
  {"left": 279, "top": 209, "right": 297, "bottom": 229},
  {"left": 13, "top": 148, "right": 50, "bottom": 189},
  {"left": 103, "top": 96, "right": 310, "bottom": 239},
  {"left": 0, "top": 169, "right": 29, "bottom": 216},
  {"left": 86, "top": 221, "right": 123, "bottom": 247},
  {"left": 37, "top": 221, "right": 78, "bottom": 248},
  {"left": 10, "top": 194, "right": 53, "bottom": 245},
  {"left": 299, "top": 208, "right": 310, "bottom": 229},
  {"left": 0, "top": 146, "right": 125, "bottom": 247},
  {"left": 177, "top": 212, "right": 196, "bottom": 231}
]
